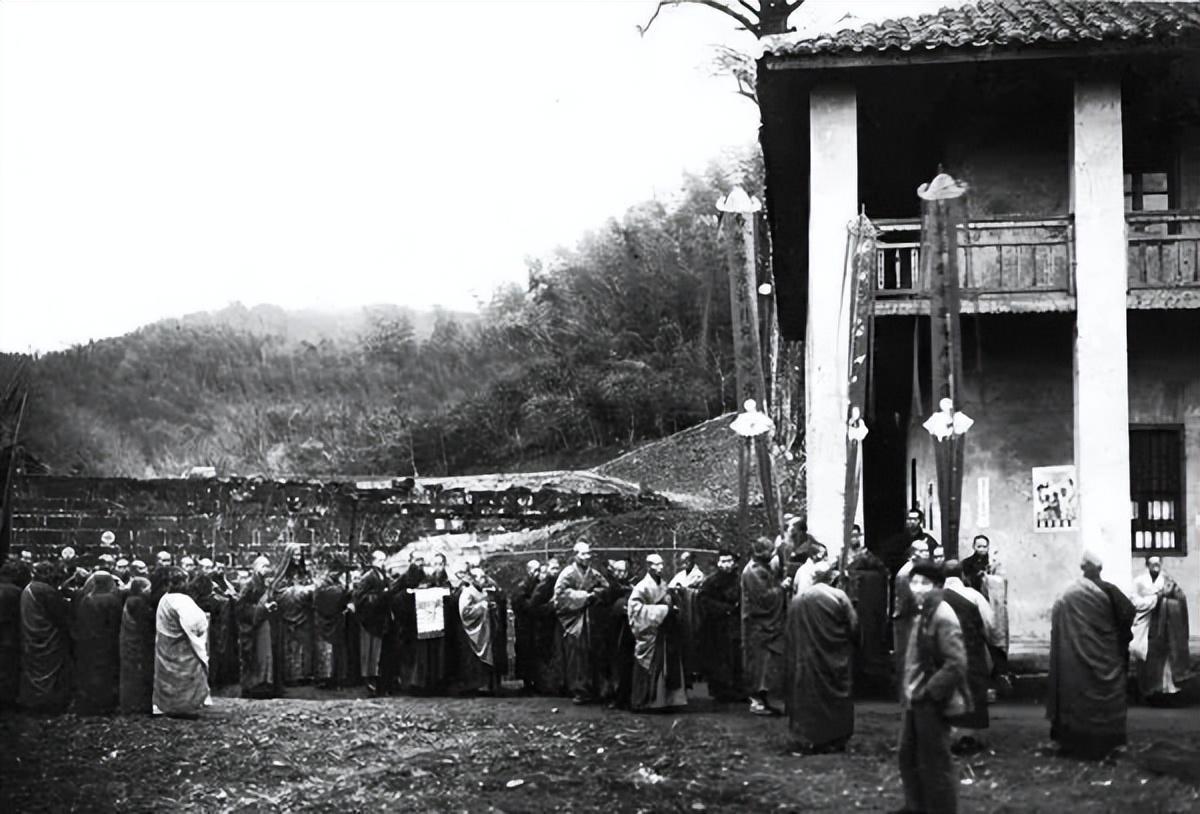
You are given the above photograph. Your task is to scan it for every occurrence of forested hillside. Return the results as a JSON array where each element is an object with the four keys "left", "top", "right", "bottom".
[{"left": 3, "top": 152, "right": 763, "bottom": 478}]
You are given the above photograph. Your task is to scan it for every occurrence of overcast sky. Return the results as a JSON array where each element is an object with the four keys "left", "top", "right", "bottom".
[
  {"left": 0, "top": 0, "right": 769, "bottom": 352},
  {"left": 1, "top": 0, "right": 955, "bottom": 353}
]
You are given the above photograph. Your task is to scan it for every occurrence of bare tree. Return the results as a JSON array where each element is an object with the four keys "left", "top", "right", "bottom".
[{"left": 638, "top": 0, "right": 805, "bottom": 38}]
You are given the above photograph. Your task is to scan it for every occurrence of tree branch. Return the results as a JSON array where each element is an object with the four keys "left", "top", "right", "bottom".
[{"left": 638, "top": 0, "right": 759, "bottom": 37}]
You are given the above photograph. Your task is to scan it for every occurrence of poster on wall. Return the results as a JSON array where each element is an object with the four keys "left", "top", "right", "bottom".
[{"left": 1032, "top": 465, "right": 1078, "bottom": 532}]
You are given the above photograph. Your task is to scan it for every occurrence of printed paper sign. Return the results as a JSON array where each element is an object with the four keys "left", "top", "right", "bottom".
[{"left": 1032, "top": 465, "right": 1078, "bottom": 532}]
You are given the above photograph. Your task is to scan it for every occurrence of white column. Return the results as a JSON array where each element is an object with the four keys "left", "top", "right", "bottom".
[
  {"left": 806, "top": 83, "right": 857, "bottom": 554},
  {"left": 1072, "top": 77, "right": 1132, "bottom": 589}
]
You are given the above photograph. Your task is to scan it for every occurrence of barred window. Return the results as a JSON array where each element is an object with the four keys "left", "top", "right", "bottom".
[{"left": 1129, "top": 426, "right": 1185, "bottom": 554}]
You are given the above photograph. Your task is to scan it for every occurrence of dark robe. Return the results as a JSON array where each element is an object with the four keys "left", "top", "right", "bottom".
[
  {"left": 605, "top": 577, "right": 636, "bottom": 706},
  {"left": 845, "top": 549, "right": 891, "bottom": 690},
  {"left": 313, "top": 579, "right": 349, "bottom": 684},
  {"left": 353, "top": 567, "right": 389, "bottom": 682},
  {"left": 0, "top": 577, "right": 22, "bottom": 707},
  {"left": 119, "top": 592, "right": 156, "bottom": 713},
  {"left": 529, "top": 576, "right": 565, "bottom": 695},
  {"left": 19, "top": 579, "right": 73, "bottom": 712},
  {"left": 1047, "top": 576, "right": 1135, "bottom": 759},
  {"left": 511, "top": 574, "right": 541, "bottom": 687},
  {"left": 72, "top": 573, "right": 123, "bottom": 714},
  {"left": 627, "top": 574, "right": 687, "bottom": 711},
  {"left": 553, "top": 563, "right": 609, "bottom": 700},
  {"left": 278, "top": 583, "right": 315, "bottom": 685},
  {"left": 236, "top": 574, "right": 283, "bottom": 698},
  {"left": 741, "top": 559, "right": 784, "bottom": 698},
  {"left": 786, "top": 583, "right": 859, "bottom": 749},
  {"left": 191, "top": 575, "right": 237, "bottom": 688},
  {"left": 697, "top": 568, "right": 743, "bottom": 701},
  {"left": 399, "top": 571, "right": 450, "bottom": 693},
  {"left": 943, "top": 588, "right": 989, "bottom": 730}
]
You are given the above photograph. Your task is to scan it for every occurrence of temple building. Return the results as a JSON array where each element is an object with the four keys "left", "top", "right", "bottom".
[{"left": 757, "top": 0, "right": 1200, "bottom": 658}]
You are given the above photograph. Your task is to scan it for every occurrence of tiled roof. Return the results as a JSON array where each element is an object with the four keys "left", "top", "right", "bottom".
[{"left": 762, "top": 0, "right": 1200, "bottom": 59}]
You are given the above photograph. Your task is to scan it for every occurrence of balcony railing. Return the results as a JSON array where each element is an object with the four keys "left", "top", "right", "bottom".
[
  {"left": 874, "top": 216, "right": 1074, "bottom": 296},
  {"left": 1126, "top": 211, "right": 1200, "bottom": 288}
]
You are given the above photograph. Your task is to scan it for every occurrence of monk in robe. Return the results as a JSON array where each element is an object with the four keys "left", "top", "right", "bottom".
[
  {"left": 1047, "top": 550, "right": 1135, "bottom": 760},
  {"left": 1130, "top": 555, "right": 1190, "bottom": 703},
  {"left": 741, "top": 536, "right": 787, "bottom": 715},
  {"left": 353, "top": 550, "right": 390, "bottom": 695},
  {"left": 456, "top": 566, "right": 503, "bottom": 694},
  {"left": 628, "top": 554, "right": 687, "bottom": 711},
  {"left": 843, "top": 525, "right": 890, "bottom": 694},
  {"left": 236, "top": 552, "right": 287, "bottom": 699},
  {"left": 786, "top": 562, "right": 859, "bottom": 753},
  {"left": 666, "top": 552, "right": 704, "bottom": 684},
  {"left": 153, "top": 567, "right": 211, "bottom": 717},
  {"left": 942, "top": 560, "right": 990, "bottom": 752},
  {"left": 72, "top": 571, "right": 123, "bottom": 714},
  {"left": 510, "top": 559, "right": 541, "bottom": 693},
  {"left": 697, "top": 550, "right": 743, "bottom": 702},
  {"left": 313, "top": 567, "right": 350, "bottom": 689},
  {"left": 553, "top": 541, "right": 610, "bottom": 704},
  {"left": 401, "top": 553, "right": 451, "bottom": 694},
  {"left": 0, "top": 561, "right": 24, "bottom": 708},
  {"left": 194, "top": 561, "right": 237, "bottom": 688},
  {"left": 19, "top": 562, "right": 73, "bottom": 712},
  {"left": 279, "top": 574, "right": 315, "bottom": 685},
  {"left": 387, "top": 555, "right": 419, "bottom": 694},
  {"left": 119, "top": 577, "right": 157, "bottom": 714},
  {"left": 602, "top": 560, "right": 635, "bottom": 708},
  {"left": 529, "top": 559, "right": 566, "bottom": 696}
]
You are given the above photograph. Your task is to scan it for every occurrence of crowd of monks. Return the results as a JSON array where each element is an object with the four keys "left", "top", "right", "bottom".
[{"left": 0, "top": 512, "right": 1190, "bottom": 813}]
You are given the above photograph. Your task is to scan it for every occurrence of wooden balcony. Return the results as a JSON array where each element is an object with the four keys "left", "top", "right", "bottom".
[
  {"left": 872, "top": 216, "right": 1074, "bottom": 315},
  {"left": 1126, "top": 211, "right": 1200, "bottom": 309}
]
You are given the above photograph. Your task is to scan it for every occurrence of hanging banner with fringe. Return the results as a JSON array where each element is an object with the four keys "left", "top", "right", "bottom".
[{"left": 843, "top": 213, "right": 877, "bottom": 552}]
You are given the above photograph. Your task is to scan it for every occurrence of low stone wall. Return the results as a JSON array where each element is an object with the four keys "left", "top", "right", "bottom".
[{"left": 9, "top": 473, "right": 667, "bottom": 566}]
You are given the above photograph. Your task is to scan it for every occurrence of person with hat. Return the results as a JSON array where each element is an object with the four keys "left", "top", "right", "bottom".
[
  {"left": 895, "top": 559, "right": 969, "bottom": 814},
  {"left": 627, "top": 553, "right": 687, "bottom": 711},
  {"left": 553, "top": 540, "right": 610, "bottom": 704},
  {"left": 1046, "top": 549, "right": 1135, "bottom": 760},
  {"left": 741, "top": 536, "right": 789, "bottom": 716}
]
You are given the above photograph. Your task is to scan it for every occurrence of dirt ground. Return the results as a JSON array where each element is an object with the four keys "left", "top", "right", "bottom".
[{"left": 3, "top": 688, "right": 1197, "bottom": 813}]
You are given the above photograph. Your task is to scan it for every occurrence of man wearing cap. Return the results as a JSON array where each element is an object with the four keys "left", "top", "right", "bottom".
[
  {"left": 131, "top": 560, "right": 149, "bottom": 579},
  {"left": 627, "top": 554, "right": 687, "bottom": 711},
  {"left": 1047, "top": 550, "right": 1135, "bottom": 760},
  {"left": 896, "top": 560, "right": 969, "bottom": 814},
  {"left": 553, "top": 540, "right": 610, "bottom": 704},
  {"left": 114, "top": 558, "right": 132, "bottom": 589}
]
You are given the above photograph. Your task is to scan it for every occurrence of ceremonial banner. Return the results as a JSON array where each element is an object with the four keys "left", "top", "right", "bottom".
[
  {"left": 843, "top": 213, "right": 877, "bottom": 550},
  {"left": 919, "top": 172, "right": 968, "bottom": 558},
  {"left": 414, "top": 587, "right": 450, "bottom": 639}
]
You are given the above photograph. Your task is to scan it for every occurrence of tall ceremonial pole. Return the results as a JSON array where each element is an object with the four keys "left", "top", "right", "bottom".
[
  {"left": 719, "top": 186, "right": 782, "bottom": 542},
  {"left": 918, "top": 172, "right": 970, "bottom": 560}
]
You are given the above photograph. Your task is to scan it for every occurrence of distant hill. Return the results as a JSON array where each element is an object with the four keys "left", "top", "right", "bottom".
[{"left": 155, "top": 302, "right": 478, "bottom": 346}]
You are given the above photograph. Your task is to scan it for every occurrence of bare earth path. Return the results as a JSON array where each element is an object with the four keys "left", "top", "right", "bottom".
[{"left": 2, "top": 692, "right": 1197, "bottom": 813}]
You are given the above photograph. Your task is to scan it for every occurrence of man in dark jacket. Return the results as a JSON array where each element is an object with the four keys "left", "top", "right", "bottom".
[{"left": 895, "top": 560, "right": 969, "bottom": 814}]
